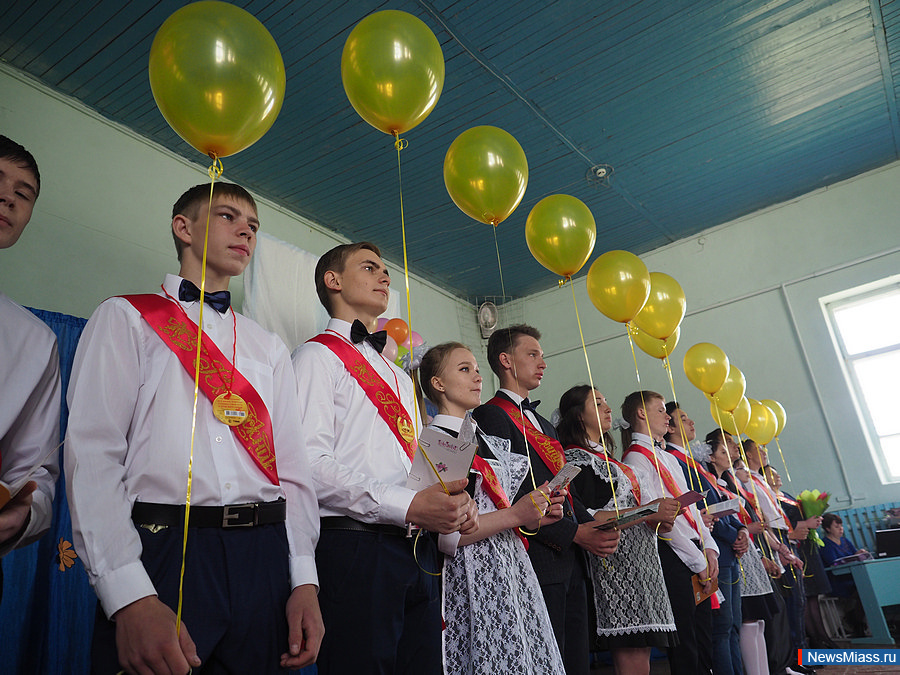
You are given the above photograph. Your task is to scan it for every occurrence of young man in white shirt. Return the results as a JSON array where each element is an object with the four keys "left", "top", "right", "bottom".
[
  {"left": 66, "top": 182, "right": 322, "bottom": 674},
  {"left": 0, "top": 135, "right": 61, "bottom": 573},
  {"left": 292, "top": 241, "right": 477, "bottom": 674}
]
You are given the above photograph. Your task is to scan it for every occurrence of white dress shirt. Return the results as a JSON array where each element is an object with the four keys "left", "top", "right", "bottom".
[
  {"left": 623, "top": 432, "right": 718, "bottom": 573},
  {"left": 291, "top": 318, "right": 419, "bottom": 525},
  {"left": 65, "top": 275, "right": 319, "bottom": 618},
  {"left": 498, "top": 388, "right": 541, "bottom": 429},
  {"left": 744, "top": 473, "right": 788, "bottom": 531},
  {"left": 0, "top": 293, "right": 61, "bottom": 556}
]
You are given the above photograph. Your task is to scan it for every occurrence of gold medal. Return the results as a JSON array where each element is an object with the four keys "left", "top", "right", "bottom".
[
  {"left": 213, "top": 392, "right": 249, "bottom": 426},
  {"left": 397, "top": 416, "right": 415, "bottom": 444}
]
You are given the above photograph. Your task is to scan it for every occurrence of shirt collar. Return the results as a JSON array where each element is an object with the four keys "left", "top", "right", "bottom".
[
  {"left": 431, "top": 414, "right": 464, "bottom": 433},
  {"left": 325, "top": 317, "right": 353, "bottom": 339},
  {"left": 631, "top": 431, "right": 655, "bottom": 450},
  {"left": 499, "top": 388, "right": 526, "bottom": 405}
]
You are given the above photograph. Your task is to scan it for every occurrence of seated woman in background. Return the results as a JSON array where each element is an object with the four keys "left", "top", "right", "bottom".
[
  {"left": 420, "top": 342, "right": 568, "bottom": 675},
  {"left": 556, "top": 384, "right": 679, "bottom": 675},
  {"left": 821, "top": 513, "right": 868, "bottom": 637}
]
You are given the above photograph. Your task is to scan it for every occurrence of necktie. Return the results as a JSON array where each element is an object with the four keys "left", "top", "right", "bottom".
[
  {"left": 178, "top": 279, "right": 231, "bottom": 313},
  {"left": 350, "top": 319, "right": 387, "bottom": 353}
]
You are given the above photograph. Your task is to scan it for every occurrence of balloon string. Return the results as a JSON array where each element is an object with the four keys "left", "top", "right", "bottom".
[
  {"left": 569, "top": 281, "right": 619, "bottom": 518},
  {"left": 774, "top": 437, "right": 791, "bottom": 483},
  {"left": 626, "top": 329, "right": 665, "bottom": 496},
  {"left": 731, "top": 422, "right": 778, "bottom": 563},
  {"left": 393, "top": 133, "right": 431, "bottom": 492},
  {"left": 662, "top": 355, "right": 706, "bottom": 504},
  {"left": 175, "top": 158, "right": 223, "bottom": 635},
  {"left": 491, "top": 227, "right": 539, "bottom": 497}
]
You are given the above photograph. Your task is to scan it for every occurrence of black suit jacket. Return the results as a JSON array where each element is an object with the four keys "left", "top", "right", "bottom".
[{"left": 473, "top": 391, "right": 591, "bottom": 586}]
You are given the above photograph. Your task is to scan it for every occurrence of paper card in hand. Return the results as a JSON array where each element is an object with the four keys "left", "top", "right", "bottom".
[
  {"left": 705, "top": 497, "right": 740, "bottom": 517},
  {"left": 675, "top": 490, "right": 707, "bottom": 508},
  {"left": 547, "top": 463, "right": 581, "bottom": 493},
  {"left": 406, "top": 427, "right": 478, "bottom": 491},
  {"left": 595, "top": 501, "right": 661, "bottom": 530}
]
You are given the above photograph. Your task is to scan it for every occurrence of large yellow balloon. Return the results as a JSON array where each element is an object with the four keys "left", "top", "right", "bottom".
[
  {"left": 745, "top": 401, "right": 777, "bottom": 445},
  {"left": 586, "top": 251, "right": 651, "bottom": 323},
  {"left": 710, "top": 400, "right": 748, "bottom": 436},
  {"left": 525, "top": 195, "right": 596, "bottom": 278},
  {"left": 631, "top": 324, "right": 680, "bottom": 360},
  {"left": 761, "top": 399, "right": 787, "bottom": 436},
  {"left": 149, "top": 1, "right": 285, "bottom": 158},
  {"left": 631, "top": 272, "right": 686, "bottom": 340},
  {"left": 683, "top": 343, "right": 729, "bottom": 394},
  {"left": 705, "top": 364, "right": 746, "bottom": 412},
  {"left": 341, "top": 10, "right": 444, "bottom": 135},
  {"left": 443, "top": 126, "right": 528, "bottom": 226}
]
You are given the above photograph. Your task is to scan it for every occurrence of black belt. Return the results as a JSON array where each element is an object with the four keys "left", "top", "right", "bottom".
[
  {"left": 320, "top": 516, "right": 408, "bottom": 537},
  {"left": 132, "top": 500, "right": 286, "bottom": 529}
]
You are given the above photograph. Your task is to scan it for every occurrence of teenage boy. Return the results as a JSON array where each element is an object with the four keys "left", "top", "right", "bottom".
[
  {"left": 292, "top": 241, "right": 477, "bottom": 674},
  {"left": 66, "top": 183, "right": 322, "bottom": 674},
  {"left": 0, "top": 136, "right": 60, "bottom": 571},
  {"left": 473, "top": 324, "right": 619, "bottom": 675}
]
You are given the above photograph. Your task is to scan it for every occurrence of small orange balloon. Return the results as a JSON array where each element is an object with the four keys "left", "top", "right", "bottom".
[{"left": 384, "top": 318, "right": 409, "bottom": 345}]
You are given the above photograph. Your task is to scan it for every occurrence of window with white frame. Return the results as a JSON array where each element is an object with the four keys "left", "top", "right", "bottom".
[{"left": 823, "top": 281, "right": 900, "bottom": 483}]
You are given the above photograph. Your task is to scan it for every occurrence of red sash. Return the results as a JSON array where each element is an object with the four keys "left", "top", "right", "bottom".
[
  {"left": 751, "top": 474, "right": 793, "bottom": 533},
  {"left": 309, "top": 333, "right": 416, "bottom": 461},
  {"left": 733, "top": 479, "right": 761, "bottom": 525},
  {"left": 471, "top": 454, "right": 528, "bottom": 551},
  {"left": 486, "top": 396, "right": 572, "bottom": 508},
  {"left": 667, "top": 448, "right": 750, "bottom": 523},
  {"left": 569, "top": 445, "right": 642, "bottom": 505},
  {"left": 624, "top": 445, "right": 700, "bottom": 536},
  {"left": 123, "top": 294, "right": 278, "bottom": 485}
]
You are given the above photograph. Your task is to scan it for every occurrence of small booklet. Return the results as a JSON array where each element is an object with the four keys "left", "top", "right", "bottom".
[
  {"left": 675, "top": 490, "right": 707, "bottom": 509},
  {"left": 705, "top": 497, "right": 740, "bottom": 517},
  {"left": 692, "top": 573, "right": 719, "bottom": 605},
  {"left": 595, "top": 500, "right": 661, "bottom": 530},
  {"left": 406, "top": 426, "right": 478, "bottom": 491},
  {"left": 547, "top": 463, "right": 581, "bottom": 493}
]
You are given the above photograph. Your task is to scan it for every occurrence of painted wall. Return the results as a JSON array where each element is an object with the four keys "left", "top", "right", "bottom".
[
  {"left": 0, "top": 65, "right": 474, "bottom": 351},
  {"left": 509, "top": 161, "right": 900, "bottom": 507}
]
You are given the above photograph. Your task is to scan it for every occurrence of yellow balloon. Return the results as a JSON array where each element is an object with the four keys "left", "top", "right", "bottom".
[
  {"left": 683, "top": 343, "right": 729, "bottom": 394},
  {"left": 745, "top": 401, "right": 777, "bottom": 445},
  {"left": 710, "top": 402, "right": 740, "bottom": 436},
  {"left": 443, "top": 126, "right": 528, "bottom": 226},
  {"left": 705, "top": 364, "right": 746, "bottom": 412},
  {"left": 149, "top": 1, "right": 285, "bottom": 158},
  {"left": 585, "top": 251, "right": 650, "bottom": 323},
  {"left": 631, "top": 272, "right": 686, "bottom": 340},
  {"left": 525, "top": 195, "right": 596, "bottom": 278},
  {"left": 631, "top": 324, "right": 680, "bottom": 360},
  {"left": 761, "top": 399, "right": 787, "bottom": 436},
  {"left": 341, "top": 10, "right": 444, "bottom": 135}
]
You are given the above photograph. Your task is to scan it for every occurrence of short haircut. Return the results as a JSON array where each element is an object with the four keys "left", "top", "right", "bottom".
[
  {"left": 0, "top": 135, "right": 40, "bottom": 199},
  {"left": 314, "top": 242, "right": 381, "bottom": 316},
  {"left": 419, "top": 341, "right": 470, "bottom": 404},
  {"left": 822, "top": 513, "right": 842, "bottom": 530},
  {"left": 486, "top": 324, "right": 541, "bottom": 377},
  {"left": 663, "top": 400, "right": 681, "bottom": 441},
  {"left": 620, "top": 390, "right": 663, "bottom": 450},
  {"left": 170, "top": 182, "right": 257, "bottom": 262}
]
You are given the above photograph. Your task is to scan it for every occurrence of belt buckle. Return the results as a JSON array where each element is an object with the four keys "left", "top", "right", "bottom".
[{"left": 222, "top": 503, "right": 257, "bottom": 528}]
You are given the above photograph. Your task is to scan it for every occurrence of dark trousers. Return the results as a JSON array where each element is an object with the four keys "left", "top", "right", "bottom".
[
  {"left": 711, "top": 560, "right": 743, "bottom": 675},
  {"left": 780, "top": 564, "right": 807, "bottom": 651},
  {"left": 314, "top": 529, "right": 441, "bottom": 675},
  {"left": 92, "top": 523, "right": 291, "bottom": 674},
  {"left": 765, "top": 575, "right": 793, "bottom": 674},
  {"left": 658, "top": 540, "right": 713, "bottom": 675},
  {"left": 539, "top": 560, "right": 590, "bottom": 675}
]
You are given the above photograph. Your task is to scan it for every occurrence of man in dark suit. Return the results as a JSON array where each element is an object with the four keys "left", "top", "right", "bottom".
[{"left": 473, "top": 324, "right": 619, "bottom": 675}]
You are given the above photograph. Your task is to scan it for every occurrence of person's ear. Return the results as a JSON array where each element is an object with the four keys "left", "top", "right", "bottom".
[
  {"left": 172, "top": 214, "right": 192, "bottom": 249},
  {"left": 323, "top": 270, "right": 341, "bottom": 292},
  {"left": 431, "top": 375, "right": 445, "bottom": 394},
  {"left": 636, "top": 406, "right": 647, "bottom": 421},
  {"left": 498, "top": 351, "right": 513, "bottom": 371}
]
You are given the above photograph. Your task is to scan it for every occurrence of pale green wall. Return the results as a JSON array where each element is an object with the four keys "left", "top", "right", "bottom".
[
  {"left": 511, "top": 163, "right": 900, "bottom": 507},
  {"left": 0, "top": 65, "right": 474, "bottom": 349},
  {"left": 3, "top": 64, "right": 899, "bottom": 506}
]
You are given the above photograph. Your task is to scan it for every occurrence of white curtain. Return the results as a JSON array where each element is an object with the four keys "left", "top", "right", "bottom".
[{"left": 243, "top": 232, "right": 401, "bottom": 351}]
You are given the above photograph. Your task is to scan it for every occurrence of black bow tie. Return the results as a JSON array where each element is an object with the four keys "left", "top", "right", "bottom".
[
  {"left": 178, "top": 279, "right": 231, "bottom": 313},
  {"left": 522, "top": 398, "right": 541, "bottom": 413},
  {"left": 350, "top": 319, "right": 387, "bottom": 353}
]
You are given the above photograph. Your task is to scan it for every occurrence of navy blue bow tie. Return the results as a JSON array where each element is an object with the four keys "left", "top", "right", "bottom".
[
  {"left": 178, "top": 279, "right": 231, "bottom": 313},
  {"left": 350, "top": 319, "right": 387, "bottom": 353},
  {"left": 522, "top": 398, "right": 541, "bottom": 413}
]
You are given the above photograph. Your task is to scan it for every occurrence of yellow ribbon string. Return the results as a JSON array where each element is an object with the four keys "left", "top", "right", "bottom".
[
  {"left": 733, "top": 431, "right": 780, "bottom": 566},
  {"left": 626, "top": 329, "right": 666, "bottom": 496},
  {"left": 774, "top": 437, "right": 792, "bottom": 483},
  {"left": 662, "top": 354, "right": 705, "bottom": 500},
  {"left": 568, "top": 279, "right": 620, "bottom": 518},
  {"left": 412, "top": 528, "right": 442, "bottom": 577},
  {"left": 175, "top": 157, "right": 224, "bottom": 636}
]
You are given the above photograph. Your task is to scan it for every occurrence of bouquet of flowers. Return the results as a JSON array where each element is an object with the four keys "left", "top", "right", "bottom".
[{"left": 798, "top": 489, "right": 830, "bottom": 547}]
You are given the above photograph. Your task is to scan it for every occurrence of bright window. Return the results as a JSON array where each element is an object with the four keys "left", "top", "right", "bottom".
[{"left": 824, "top": 282, "right": 900, "bottom": 483}]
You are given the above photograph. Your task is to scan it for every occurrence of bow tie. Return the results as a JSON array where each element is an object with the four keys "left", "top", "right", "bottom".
[
  {"left": 350, "top": 319, "right": 387, "bottom": 353},
  {"left": 178, "top": 279, "right": 231, "bottom": 313},
  {"left": 521, "top": 398, "right": 541, "bottom": 413}
]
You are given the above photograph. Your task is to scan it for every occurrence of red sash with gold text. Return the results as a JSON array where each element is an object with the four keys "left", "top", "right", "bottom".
[
  {"left": 624, "top": 445, "right": 700, "bottom": 536},
  {"left": 309, "top": 333, "right": 416, "bottom": 461},
  {"left": 486, "top": 396, "right": 572, "bottom": 508},
  {"left": 123, "top": 294, "right": 278, "bottom": 485}
]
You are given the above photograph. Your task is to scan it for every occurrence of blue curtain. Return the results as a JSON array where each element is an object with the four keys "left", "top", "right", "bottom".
[{"left": 0, "top": 308, "right": 317, "bottom": 674}]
